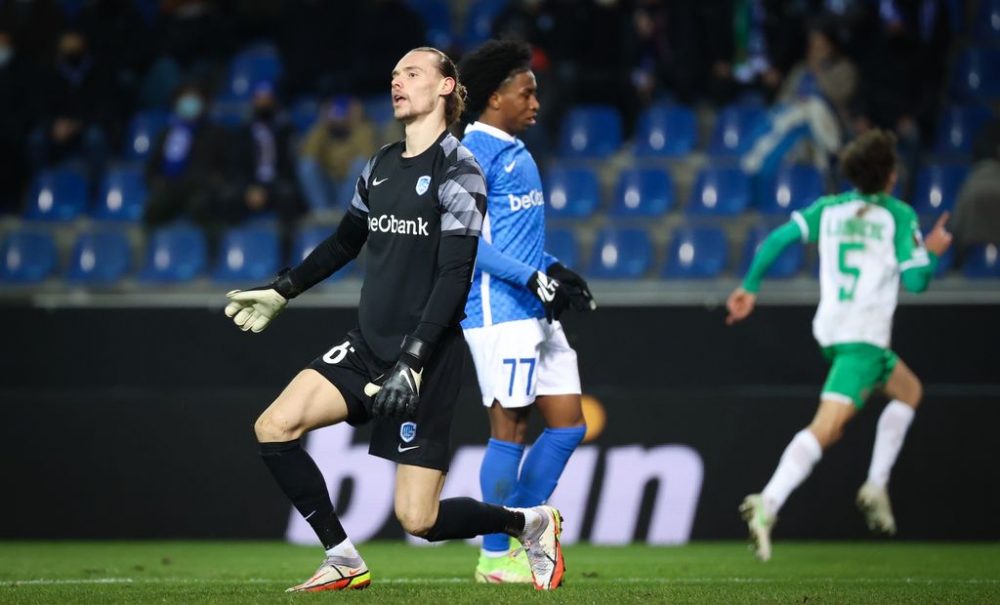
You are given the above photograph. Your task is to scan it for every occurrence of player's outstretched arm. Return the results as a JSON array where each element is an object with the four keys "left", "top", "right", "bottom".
[
  {"left": 726, "top": 287, "right": 757, "bottom": 325},
  {"left": 224, "top": 212, "right": 368, "bottom": 333},
  {"left": 727, "top": 220, "right": 800, "bottom": 325}
]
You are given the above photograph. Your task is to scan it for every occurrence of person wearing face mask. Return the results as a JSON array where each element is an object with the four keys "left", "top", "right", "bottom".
[
  {"left": 143, "top": 84, "right": 229, "bottom": 237},
  {"left": 224, "top": 82, "right": 302, "bottom": 227},
  {"left": 0, "top": 29, "right": 38, "bottom": 214},
  {"left": 297, "top": 95, "right": 376, "bottom": 211}
]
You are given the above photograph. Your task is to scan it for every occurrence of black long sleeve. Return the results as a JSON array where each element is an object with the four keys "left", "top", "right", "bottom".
[
  {"left": 287, "top": 210, "right": 368, "bottom": 294},
  {"left": 410, "top": 234, "right": 478, "bottom": 351}
]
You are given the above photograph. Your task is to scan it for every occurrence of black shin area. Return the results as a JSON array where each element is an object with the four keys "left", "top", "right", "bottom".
[{"left": 422, "top": 497, "right": 525, "bottom": 542}]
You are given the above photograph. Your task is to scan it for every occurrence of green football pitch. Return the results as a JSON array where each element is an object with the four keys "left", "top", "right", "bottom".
[{"left": 1, "top": 541, "right": 998, "bottom": 604}]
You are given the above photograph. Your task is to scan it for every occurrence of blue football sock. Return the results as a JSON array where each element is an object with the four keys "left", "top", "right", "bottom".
[
  {"left": 508, "top": 425, "right": 586, "bottom": 508},
  {"left": 479, "top": 438, "right": 525, "bottom": 553}
]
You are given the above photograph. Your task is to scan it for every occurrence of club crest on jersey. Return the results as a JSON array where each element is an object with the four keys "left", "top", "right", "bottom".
[
  {"left": 415, "top": 175, "right": 431, "bottom": 195},
  {"left": 400, "top": 422, "right": 417, "bottom": 443}
]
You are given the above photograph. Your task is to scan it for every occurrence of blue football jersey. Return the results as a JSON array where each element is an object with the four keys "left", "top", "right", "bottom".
[{"left": 462, "top": 122, "right": 547, "bottom": 328}]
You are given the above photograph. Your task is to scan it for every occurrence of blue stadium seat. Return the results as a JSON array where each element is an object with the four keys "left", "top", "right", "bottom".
[
  {"left": 912, "top": 164, "right": 969, "bottom": 214},
  {"left": 24, "top": 167, "right": 89, "bottom": 221},
  {"left": 407, "top": 0, "right": 452, "bottom": 50},
  {"left": 933, "top": 105, "right": 993, "bottom": 156},
  {"left": 963, "top": 244, "right": 1000, "bottom": 278},
  {"left": 93, "top": 164, "right": 147, "bottom": 222},
  {"left": 67, "top": 229, "right": 131, "bottom": 284},
  {"left": 634, "top": 104, "right": 697, "bottom": 158},
  {"left": 545, "top": 166, "right": 601, "bottom": 219},
  {"left": 290, "top": 96, "right": 320, "bottom": 133},
  {"left": 951, "top": 47, "right": 1000, "bottom": 101},
  {"left": 586, "top": 227, "right": 653, "bottom": 279},
  {"left": 123, "top": 109, "right": 168, "bottom": 161},
  {"left": 663, "top": 225, "right": 728, "bottom": 279},
  {"left": 545, "top": 228, "right": 578, "bottom": 269},
  {"left": 740, "top": 224, "right": 803, "bottom": 279},
  {"left": 558, "top": 105, "right": 623, "bottom": 159},
  {"left": 0, "top": 230, "right": 57, "bottom": 283},
  {"left": 686, "top": 164, "right": 751, "bottom": 215},
  {"left": 610, "top": 168, "right": 674, "bottom": 217},
  {"left": 209, "top": 99, "right": 250, "bottom": 129},
  {"left": 138, "top": 224, "right": 207, "bottom": 283},
  {"left": 292, "top": 225, "right": 352, "bottom": 281},
  {"left": 463, "top": 0, "right": 509, "bottom": 49},
  {"left": 213, "top": 225, "right": 280, "bottom": 282},
  {"left": 219, "top": 44, "right": 283, "bottom": 102},
  {"left": 976, "top": 0, "right": 1000, "bottom": 42},
  {"left": 708, "top": 105, "right": 765, "bottom": 157},
  {"left": 362, "top": 95, "right": 396, "bottom": 126},
  {"left": 758, "top": 164, "right": 825, "bottom": 214}
]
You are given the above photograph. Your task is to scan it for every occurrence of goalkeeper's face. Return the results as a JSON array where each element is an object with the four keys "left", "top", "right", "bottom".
[
  {"left": 390, "top": 50, "right": 453, "bottom": 123},
  {"left": 493, "top": 70, "right": 539, "bottom": 135}
]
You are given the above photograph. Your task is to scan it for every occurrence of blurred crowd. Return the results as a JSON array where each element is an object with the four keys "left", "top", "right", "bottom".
[{"left": 1, "top": 0, "right": 998, "bottom": 247}]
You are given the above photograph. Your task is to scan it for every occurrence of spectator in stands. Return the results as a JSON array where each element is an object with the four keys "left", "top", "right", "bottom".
[
  {"left": 0, "top": 29, "right": 38, "bottom": 214},
  {"left": 143, "top": 84, "right": 228, "bottom": 237},
  {"left": 29, "top": 29, "right": 117, "bottom": 179},
  {"left": 224, "top": 83, "right": 302, "bottom": 226},
  {"left": 952, "top": 116, "right": 1000, "bottom": 251},
  {"left": 297, "top": 96, "right": 376, "bottom": 210}
]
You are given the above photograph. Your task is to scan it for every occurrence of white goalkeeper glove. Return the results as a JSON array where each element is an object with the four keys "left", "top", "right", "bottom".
[{"left": 224, "top": 270, "right": 300, "bottom": 333}]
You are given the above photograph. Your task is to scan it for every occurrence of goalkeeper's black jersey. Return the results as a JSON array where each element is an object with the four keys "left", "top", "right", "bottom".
[{"left": 347, "top": 131, "right": 486, "bottom": 362}]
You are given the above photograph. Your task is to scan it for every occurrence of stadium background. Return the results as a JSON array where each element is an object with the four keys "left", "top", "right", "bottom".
[{"left": 1, "top": 0, "right": 999, "bottom": 547}]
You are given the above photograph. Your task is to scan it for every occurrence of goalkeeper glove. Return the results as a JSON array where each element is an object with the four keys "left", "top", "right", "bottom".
[
  {"left": 546, "top": 262, "right": 597, "bottom": 312},
  {"left": 364, "top": 335, "right": 427, "bottom": 419},
  {"left": 526, "top": 270, "right": 571, "bottom": 323},
  {"left": 224, "top": 269, "right": 302, "bottom": 333}
]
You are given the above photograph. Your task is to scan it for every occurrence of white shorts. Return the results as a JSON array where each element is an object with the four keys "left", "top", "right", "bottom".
[{"left": 463, "top": 318, "right": 581, "bottom": 408}]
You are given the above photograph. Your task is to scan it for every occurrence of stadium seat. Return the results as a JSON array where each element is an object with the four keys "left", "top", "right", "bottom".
[
  {"left": 739, "top": 224, "right": 804, "bottom": 279},
  {"left": 686, "top": 164, "right": 751, "bottom": 215},
  {"left": 138, "top": 224, "right": 207, "bottom": 283},
  {"left": 289, "top": 96, "right": 320, "bottom": 133},
  {"left": 951, "top": 47, "right": 1000, "bottom": 101},
  {"left": 586, "top": 227, "right": 653, "bottom": 279},
  {"left": 757, "top": 164, "right": 825, "bottom": 215},
  {"left": 463, "top": 0, "right": 509, "bottom": 49},
  {"left": 67, "top": 229, "right": 131, "bottom": 284},
  {"left": 663, "top": 225, "right": 728, "bottom": 279},
  {"left": 93, "top": 164, "right": 147, "bottom": 222},
  {"left": 558, "top": 105, "right": 623, "bottom": 159},
  {"left": 407, "top": 0, "right": 452, "bottom": 50},
  {"left": 933, "top": 105, "right": 994, "bottom": 156},
  {"left": 634, "top": 104, "right": 697, "bottom": 158},
  {"left": 610, "top": 168, "right": 674, "bottom": 218},
  {"left": 209, "top": 99, "right": 250, "bottom": 129},
  {"left": 292, "top": 225, "right": 352, "bottom": 281},
  {"left": 976, "top": 0, "right": 1000, "bottom": 42},
  {"left": 0, "top": 230, "right": 57, "bottom": 283},
  {"left": 963, "top": 244, "right": 1000, "bottom": 278},
  {"left": 912, "top": 164, "right": 969, "bottom": 214},
  {"left": 362, "top": 95, "right": 396, "bottom": 126},
  {"left": 213, "top": 225, "right": 281, "bottom": 282},
  {"left": 708, "top": 105, "right": 765, "bottom": 157},
  {"left": 123, "top": 109, "right": 168, "bottom": 161},
  {"left": 219, "top": 43, "right": 283, "bottom": 102},
  {"left": 24, "top": 167, "right": 89, "bottom": 222},
  {"left": 545, "top": 165, "right": 601, "bottom": 219},
  {"left": 545, "top": 227, "right": 578, "bottom": 269}
]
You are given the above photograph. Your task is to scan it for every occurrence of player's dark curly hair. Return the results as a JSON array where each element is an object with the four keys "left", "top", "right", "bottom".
[
  {"left": 840, "top": 129, "right": 899, "bottom": 194},
  {"left": 457, "top": 39, "right": 533, "bottom": 122},
  {"left": 410, "top": 46, "right": 467, "bottom": 126}
]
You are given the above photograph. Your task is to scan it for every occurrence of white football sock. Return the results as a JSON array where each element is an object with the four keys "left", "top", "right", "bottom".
[
  {"left": 866, "top": 400, "right": 916, "bottom": 489},
  {"left": 325, "top": 537, "right": 360, "bottom": 560},
  {"left": 510, "top": 506, "right": 543, "bottom": 538},
  {"left": 761, "top": 429, "right": 823, "bottom": 517}
]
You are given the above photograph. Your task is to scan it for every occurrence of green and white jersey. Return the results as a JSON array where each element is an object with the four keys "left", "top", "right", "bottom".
[{"left": 791, "top": 191, "right": 929, "bottom": 348}]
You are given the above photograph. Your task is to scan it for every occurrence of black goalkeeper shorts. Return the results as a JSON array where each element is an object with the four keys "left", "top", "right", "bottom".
[{"left": 306, "top": 327, "right": 464, "bottom": 472}]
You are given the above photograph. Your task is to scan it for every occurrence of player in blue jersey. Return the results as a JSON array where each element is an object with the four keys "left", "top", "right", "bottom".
[{"left": 458, "top": 40, "right": 597, "bottom": 584}]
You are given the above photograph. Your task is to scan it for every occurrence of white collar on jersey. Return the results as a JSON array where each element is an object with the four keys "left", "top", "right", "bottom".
[{"left": 464, "top": 121, "right": 517, "bottom": 143}]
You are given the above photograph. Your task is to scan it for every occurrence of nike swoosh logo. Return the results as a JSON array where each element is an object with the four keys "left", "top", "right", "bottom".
[
  {"left": 504, "top": 161, "right": 516, "bottom": 173},
  {"left": 373, "top": 177, "right": 388, "bottom": 186},
  {"left": 397, "top": 444, "right": 420, "bottom": 453}
]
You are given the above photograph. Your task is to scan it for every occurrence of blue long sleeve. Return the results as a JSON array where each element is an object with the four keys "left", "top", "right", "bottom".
[{"left": 477, "top": 239, "right": 537, "bottom": 286}]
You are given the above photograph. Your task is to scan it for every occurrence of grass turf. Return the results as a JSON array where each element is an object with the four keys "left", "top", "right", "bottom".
[{"left": 1, "top": 541, "right": 998, "bottom": 604}]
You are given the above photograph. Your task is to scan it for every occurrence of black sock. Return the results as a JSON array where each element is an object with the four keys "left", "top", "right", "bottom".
[
  {"left": 422, "top": 497, "right": 525, "bottom": 542},
  {"left": 259, "top": 439, "right": 347, "bottom": 550}
]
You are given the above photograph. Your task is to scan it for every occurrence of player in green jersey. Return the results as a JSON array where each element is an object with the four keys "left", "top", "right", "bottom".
[{"left": 726, "top": 129, "right": 953, "bottom": 561}]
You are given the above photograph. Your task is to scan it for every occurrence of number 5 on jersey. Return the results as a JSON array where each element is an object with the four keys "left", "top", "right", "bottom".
[
  {"left": 502, "top": 357, "right": 536, "bottom": 397},
  {"left": 838, "top": 242, "right": 865, "bottom": 301}
]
